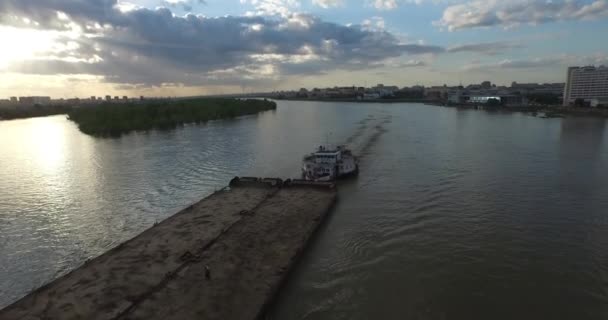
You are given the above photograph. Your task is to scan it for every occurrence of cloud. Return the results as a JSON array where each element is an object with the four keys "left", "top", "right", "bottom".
[
  {"left": 463, "top": 58, "right": 560, "bottom": 71},
  {"left": 362, "top": 16, "right": 386, "bottom": 30},
  {"left": 240, "top": 0, "right": 301, "bottom": 17},
  {"left": 370, "top": 0, "right": 399, "bottom": 10},
  {"left": 462, "top": 54, "right": 608, "bottom": 71},
  {"left": 437, "top": 0, "right": 608, "bottom": 31},
  {"left": 161, "top": 0, "right": 206, "bottom": 12},
  {"left": 0, "top": 0, "right": 444, "bottom": 87},
  {"left": 393, "top": 59, "right": 427, "bottom": 67},
  {"left": 0, "top": 0, "right": 113, "bottom": 30},
  {"left": 312, "top": 0, "right": 343, "bottom": 8},
  {"left": 366, "top": 0, "right": 454, "bottom": 11},
  {"left": 447, "top": 41, "right": 524, "bottom": 55}
]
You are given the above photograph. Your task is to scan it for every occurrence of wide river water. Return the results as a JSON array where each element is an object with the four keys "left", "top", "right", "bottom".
[{"left": 1, "top": 101, "right": 608, "bottom": 319}]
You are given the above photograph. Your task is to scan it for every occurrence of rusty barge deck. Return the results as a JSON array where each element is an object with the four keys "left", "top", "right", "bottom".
[{"left": 0, "top": 177, "right": 337, "bottom": 320}]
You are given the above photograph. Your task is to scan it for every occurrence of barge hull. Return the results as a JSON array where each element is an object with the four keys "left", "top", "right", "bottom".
[{"left": 0, "top": 178, "right": 337, "bottom": 320}]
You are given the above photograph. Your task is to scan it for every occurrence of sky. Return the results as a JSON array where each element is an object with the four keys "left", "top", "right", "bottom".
[{"left": 0, "top": 0, "right": 608, "bottom": 98}]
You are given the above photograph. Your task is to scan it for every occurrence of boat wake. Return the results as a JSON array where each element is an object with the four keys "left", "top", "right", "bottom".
[{"left": 345, "top": 113, "right": 392, "bottom": 159}]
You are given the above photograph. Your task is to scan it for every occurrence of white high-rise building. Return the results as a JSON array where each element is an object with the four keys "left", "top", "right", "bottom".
[{"left": 563, "top": 66, "right": 608, "bottom": 106}]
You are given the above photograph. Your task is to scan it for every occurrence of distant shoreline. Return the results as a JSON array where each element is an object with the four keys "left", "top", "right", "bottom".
[
  {"left": 271, "top": 97, "right": 432, "bottom": 103},
  {"left": 272, "top": 97, "right": 608, "bottom": 118},
  {"left": 3, "top": 98, "right": 606, "bottom": 123}
]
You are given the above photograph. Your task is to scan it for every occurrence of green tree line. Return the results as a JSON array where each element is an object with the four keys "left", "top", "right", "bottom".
[{"left": 67, "top": 98, "right": 276, "bottom": 137}]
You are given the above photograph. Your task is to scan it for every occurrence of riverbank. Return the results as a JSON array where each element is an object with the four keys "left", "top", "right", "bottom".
[
  {"left": 538, "top": 106, "right": 608, "bottom": 118},
  {"left": 0, "top": 105, "right": 72, "bottom": 121},
  {"left": 430, "top": 103, "right": 608, "bottom": 118},
  {"left": 67, "top": 98, "right": 277, "bottom": 137},
  {"left": 273, "top": 97, "right": 433, "bottom": 103},
  {"left": 0, "top": 178, "right": 337, "bottom": 320}
]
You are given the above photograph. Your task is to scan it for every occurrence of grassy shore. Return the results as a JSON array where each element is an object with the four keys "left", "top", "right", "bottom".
[
  {"left": 0, "top": 105, "right": 72, "bottom": 120},
  {"left": 67, "top": 98, "right": 276, "bottom": 137}
]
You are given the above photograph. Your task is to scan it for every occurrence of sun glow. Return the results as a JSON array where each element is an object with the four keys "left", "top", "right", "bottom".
[
  {"left": 0, "top": 23, "right": 87, "bottom": 70},
  {"left": 0, "top": 26, "right": 63, "bottom": 69}
]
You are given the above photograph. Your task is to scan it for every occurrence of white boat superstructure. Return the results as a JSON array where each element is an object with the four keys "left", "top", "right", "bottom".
[{"left": 301, "top": 145, "right": 359, "bottom": 181}]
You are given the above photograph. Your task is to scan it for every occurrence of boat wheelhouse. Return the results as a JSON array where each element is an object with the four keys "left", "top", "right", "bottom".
[{"left": 302, "top": 145, "right": 358, "bottom": 181}]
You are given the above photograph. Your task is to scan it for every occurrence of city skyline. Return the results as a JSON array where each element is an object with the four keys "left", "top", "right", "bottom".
[
  {"left": 2, "top": 78, "right": 567, "bottom": 101},
  {"left": 1, "top": 0, "right": 608, "bottom": 98}
]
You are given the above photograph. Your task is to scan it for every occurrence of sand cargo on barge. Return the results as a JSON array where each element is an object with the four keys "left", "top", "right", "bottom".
[{"left": 0, "top": 177, "right": 337, "bottom": 320}]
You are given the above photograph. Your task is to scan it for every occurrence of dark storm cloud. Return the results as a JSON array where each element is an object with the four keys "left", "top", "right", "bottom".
[
  {"left": 0, "top": 0, "right": 118, "bottom": 29},
  {"left": 0, "top": 0, "right": 444, "bottom": 86}
]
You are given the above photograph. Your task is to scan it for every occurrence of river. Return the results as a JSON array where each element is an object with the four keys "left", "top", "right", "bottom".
[{"left": 1, "top": 101, "right": 608, "bottom": 319}]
